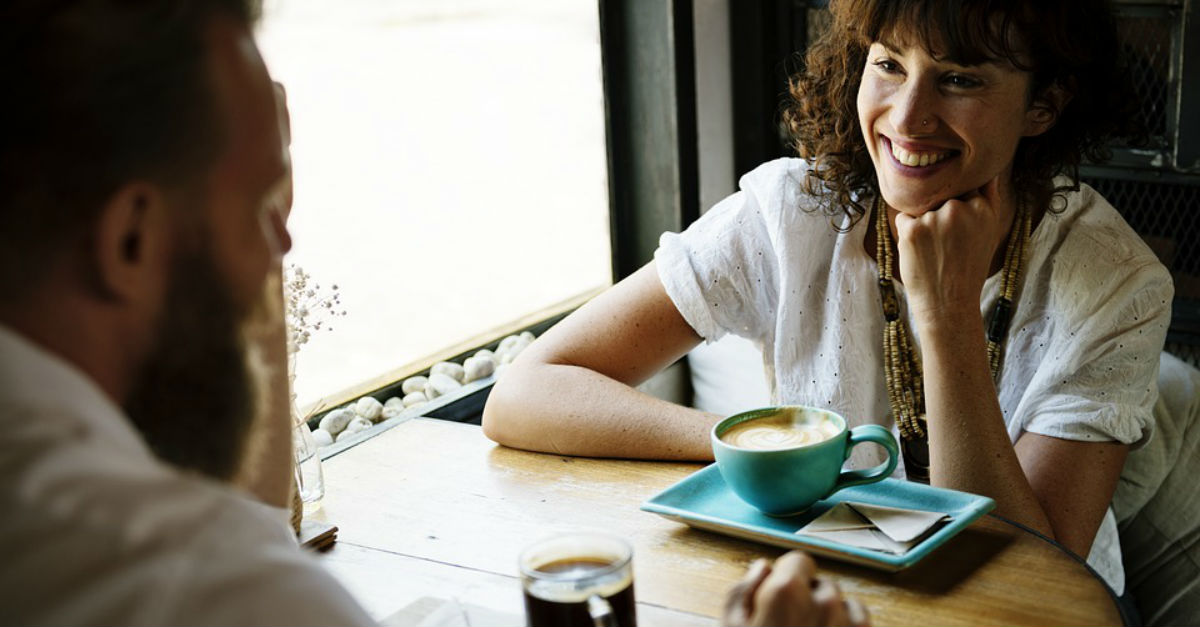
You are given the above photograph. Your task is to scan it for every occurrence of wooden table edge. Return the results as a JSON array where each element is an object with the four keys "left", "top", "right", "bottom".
[{"left": 983, "top": 512, "right": 1132, "bottom": 627}]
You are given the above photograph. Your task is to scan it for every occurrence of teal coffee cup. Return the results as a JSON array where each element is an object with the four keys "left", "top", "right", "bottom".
[{"left": 712, "top": 406, "right": 900, "bottom": 516}]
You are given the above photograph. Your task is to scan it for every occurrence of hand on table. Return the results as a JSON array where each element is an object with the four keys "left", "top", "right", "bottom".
[{"left": 722, "top": 552, "right": 870, "bottom": 627}]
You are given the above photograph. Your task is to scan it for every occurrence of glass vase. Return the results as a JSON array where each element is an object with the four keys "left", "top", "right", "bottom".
[{"left": 293, "top": 403, "right": 325, "bottom": 515}]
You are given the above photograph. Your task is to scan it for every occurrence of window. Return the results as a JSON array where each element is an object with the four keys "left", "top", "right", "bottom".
[{"left": 257, "top": 0, "right": 612, "bottom": 408}]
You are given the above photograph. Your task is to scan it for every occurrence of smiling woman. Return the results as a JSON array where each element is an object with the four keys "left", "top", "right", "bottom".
[{"left": 481, "top": 0, "right": 1172, "bottom": 600}]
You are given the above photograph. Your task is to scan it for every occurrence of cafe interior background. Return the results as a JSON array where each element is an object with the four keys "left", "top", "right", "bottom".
[{"left": 258, "top": 0, "right": 1199, "bottom": 621}]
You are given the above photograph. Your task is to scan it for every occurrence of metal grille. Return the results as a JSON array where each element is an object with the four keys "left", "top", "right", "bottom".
[{"left": 1112, "top": 10, "right": 1176, "bottom": 148}]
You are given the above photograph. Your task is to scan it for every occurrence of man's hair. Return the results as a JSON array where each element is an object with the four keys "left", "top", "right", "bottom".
[
  {"left": 0, "top": 0, "right": 261, "bottom": 296},
  {"left": 782, "top": 0, "right": 1144, "bottom": 227}
]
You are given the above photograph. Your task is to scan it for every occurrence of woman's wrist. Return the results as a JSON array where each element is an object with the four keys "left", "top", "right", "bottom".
[{"left": 910, "top": 302, "right": 986, "bottom": 339}]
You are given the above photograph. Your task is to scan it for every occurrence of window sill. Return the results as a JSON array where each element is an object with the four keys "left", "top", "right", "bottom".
[{"left": 306, "top": 286, "right": 605, "bottom": 461}]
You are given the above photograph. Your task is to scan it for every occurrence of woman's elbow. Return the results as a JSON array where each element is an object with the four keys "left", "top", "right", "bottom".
[{"left": 480, "top": 362, "right": 536, "bottom": 447}]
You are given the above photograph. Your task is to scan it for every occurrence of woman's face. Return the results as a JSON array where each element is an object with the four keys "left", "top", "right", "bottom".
[{"left": 857, "top": 40, "right": 1046, "bottom": 216}]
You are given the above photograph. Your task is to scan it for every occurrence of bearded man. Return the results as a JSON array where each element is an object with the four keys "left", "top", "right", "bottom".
[{"left": 0, "top": 1, "right": 372, "bottom": 624}]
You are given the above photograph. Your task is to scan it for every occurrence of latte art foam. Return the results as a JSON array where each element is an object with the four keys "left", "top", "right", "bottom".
[{"left": 720, "top": 409, "right": 842, "bottom": 450}]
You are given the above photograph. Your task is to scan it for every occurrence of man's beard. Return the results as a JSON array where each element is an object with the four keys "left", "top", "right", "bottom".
[{"left": 125, "top": 245, "right": 261, "bottom": 482}]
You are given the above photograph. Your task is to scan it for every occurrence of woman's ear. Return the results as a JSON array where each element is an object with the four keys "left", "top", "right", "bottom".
[
  {"left": 90, "top": 182, "right": 172, "bottom": 304},
  {"left": 1024, "top": 80, "right": 1074, "bottom": 137}
]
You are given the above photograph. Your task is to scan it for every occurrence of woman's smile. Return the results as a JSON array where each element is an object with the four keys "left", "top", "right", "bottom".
[{"left": 882, "top": 136, "right": 959, "bottom": 179}]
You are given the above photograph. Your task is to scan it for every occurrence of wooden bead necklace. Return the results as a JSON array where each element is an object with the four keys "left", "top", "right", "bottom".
[{"left": 874, "top": 197, "right": 1032, "bottom": 483}]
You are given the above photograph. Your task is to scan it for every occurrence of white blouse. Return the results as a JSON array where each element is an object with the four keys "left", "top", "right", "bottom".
[{"left": 656, "top": 158, "right": 1174, "bottom": 594}]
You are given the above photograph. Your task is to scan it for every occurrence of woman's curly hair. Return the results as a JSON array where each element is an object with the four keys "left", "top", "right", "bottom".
[{"left": 782, "top": 0, "right": 1145, "bottom": 227}]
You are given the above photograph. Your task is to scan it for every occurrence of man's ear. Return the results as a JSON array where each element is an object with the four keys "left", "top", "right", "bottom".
[
  {"left": 91, "top": 183, "right": 171, "bottom": 303},
  {"left": 1024, "top": 80, "right": 1074, "bottom": 138}
]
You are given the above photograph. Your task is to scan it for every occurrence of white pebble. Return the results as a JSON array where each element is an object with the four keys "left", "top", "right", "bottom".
[
  {"left": 463, "top": 355, "right": 495, "bottom": 383},
  {"left": 318, "top": 408, "right": 355, "bottom": 436},
  {"left": 403, "top": 391, "right": 428, "bottom": 407},
  {"left": 402, "top": 376, "right": 428, "bottom": 395},
  {"left": 381, "top": 405, "right": 404, "bottom": 420},
  {"left": 311, "top": 428, "right": 334, "bottom": 448},
  {"left": 431, "top": 361, "right": 466, "bottom": 383},
  {"left": 355, "top": 396, "right": 383, "bottom": 422},
  {"left": 473, "top": 349, "right": 496, "bottom": 364},
  {"left": 495, "top": 362, "right": 510, "bottom": 378},
  {"left": 336, "top": 417, "right": 372, "bottom": 441},
  {"left": 520, "top": 331, "right": 535, "bottom": 343},
  {"left": 425, "top": 372, "right": 462, "bottom": 398},
  {"left": 496, "top": 335, "right": 533, "bottom": 364},
  {"left": 383, "top": 396, "right": 404, "bottom": 410},
  {"left": 498, "top": 335, "right": 520, "bottom": 353}
]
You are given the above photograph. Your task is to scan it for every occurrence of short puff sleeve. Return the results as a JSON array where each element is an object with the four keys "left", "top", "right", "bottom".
[
  {"left": 1016, "top": 260, "right": 1173, "bottom": 448},
  {"left": 655, "top": 165, "right": 788, "bottom": 344}
]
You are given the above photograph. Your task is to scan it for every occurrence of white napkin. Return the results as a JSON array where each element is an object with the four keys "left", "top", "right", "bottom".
[
  {"left": 384, "top": 597, "right": 521, "bottom": 627},
  {"left": 796, "top": 501, "right": 949, "bottom": 554}
]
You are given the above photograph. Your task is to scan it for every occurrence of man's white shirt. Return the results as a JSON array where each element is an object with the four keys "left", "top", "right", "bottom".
[{"left": 0, "top": 324, "right": 374, "bottom": 626}]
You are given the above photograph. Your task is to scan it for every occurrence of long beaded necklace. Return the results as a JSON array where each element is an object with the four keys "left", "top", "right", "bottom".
[{"left": 874, "top": 197, "right": 1032, "bottom": 483}]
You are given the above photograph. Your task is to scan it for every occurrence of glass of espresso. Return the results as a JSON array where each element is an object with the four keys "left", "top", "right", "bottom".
[{"left": 519, "top": 533, "right": 636, "bottom": 627}]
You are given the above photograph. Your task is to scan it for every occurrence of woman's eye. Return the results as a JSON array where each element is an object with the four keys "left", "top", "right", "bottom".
[
  {"left": 873, "top": 59, "right": 901, "bottom": 74},
  {"left": 943, "top": 74, "right": 982, "bottom": 89}
]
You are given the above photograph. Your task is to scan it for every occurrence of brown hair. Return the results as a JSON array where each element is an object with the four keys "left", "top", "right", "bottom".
[
  {"left": 0, "top": 0, "right": 261, "bottom": 296},
  {"left": 782, "top": 0, "right": 1143, "bottom": 227}
]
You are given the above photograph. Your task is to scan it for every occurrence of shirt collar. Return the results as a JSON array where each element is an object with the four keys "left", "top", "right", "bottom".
[{"left": 0, "top": 323, "right": 153, "bottom": 458}]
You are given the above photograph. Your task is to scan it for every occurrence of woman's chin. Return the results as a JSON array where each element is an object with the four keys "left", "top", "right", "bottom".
[{"left": 880, "top": 194, "right": 944, "bottom": 217}]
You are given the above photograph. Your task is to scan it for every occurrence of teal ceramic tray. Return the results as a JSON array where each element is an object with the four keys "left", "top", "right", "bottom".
[{"left": 641, "top": 464, "right": 995, "bottom": 571}]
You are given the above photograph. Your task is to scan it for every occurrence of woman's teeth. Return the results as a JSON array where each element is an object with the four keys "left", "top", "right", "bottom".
[{"left": 890, "top": 141, "right": 952, "bottom": 167}]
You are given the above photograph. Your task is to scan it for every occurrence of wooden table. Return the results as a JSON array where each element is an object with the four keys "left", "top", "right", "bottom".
[{"left": 312, "top": 418, "right": 1124, "bottom": 626}]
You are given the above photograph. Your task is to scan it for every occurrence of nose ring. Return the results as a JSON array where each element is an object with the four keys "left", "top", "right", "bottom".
[{"left": 921, "top": 118, "right": 929, "bottom": 126}]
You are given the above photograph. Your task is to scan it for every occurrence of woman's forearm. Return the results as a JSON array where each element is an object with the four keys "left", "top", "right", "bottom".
[
  {"left": 918, "top": 311, "right": 1054, "bottom": 537},
  {"left": 482, "top": 262, "right": 717, "bottom": 460},
  {"left": 482, "top": 359, "right": 719, "bottom": 461}
]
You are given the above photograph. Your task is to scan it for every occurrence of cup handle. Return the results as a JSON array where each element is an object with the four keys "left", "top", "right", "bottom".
[
  {"left": 587, "top": 594, "right": 617, "bottom": 627},
  {"left": 833, "top": 424, "right": 900, "bottom": 491}
]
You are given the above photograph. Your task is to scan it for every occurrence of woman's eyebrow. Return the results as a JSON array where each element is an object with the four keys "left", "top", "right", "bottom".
[{"left": 877, "top": 40, "right": 902, "bottom": 55}]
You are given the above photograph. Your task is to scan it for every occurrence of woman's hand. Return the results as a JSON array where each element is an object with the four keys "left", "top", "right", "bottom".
[
  {"left": 894, "top": 176, "right": 1013, "bottom": 322},
  {"left": 722, "top": 552, "right": 870, "bottom": 627}
]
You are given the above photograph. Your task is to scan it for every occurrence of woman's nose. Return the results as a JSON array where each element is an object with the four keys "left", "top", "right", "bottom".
[{"left": 889, "top": 79, "right": 939, "bottom": 136}]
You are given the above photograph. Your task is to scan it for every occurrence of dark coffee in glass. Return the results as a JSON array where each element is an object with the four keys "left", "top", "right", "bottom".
[{"left": 520, "top": 535, "right": 636, "bottom": 627}]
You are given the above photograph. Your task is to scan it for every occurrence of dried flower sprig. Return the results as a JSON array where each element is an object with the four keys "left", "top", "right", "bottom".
[
  {"left": 284, "top": 263, "right": 347, "bottom": 359},
  {"left": 284, "top": 264, "right": 347, "bottom": 417}
]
